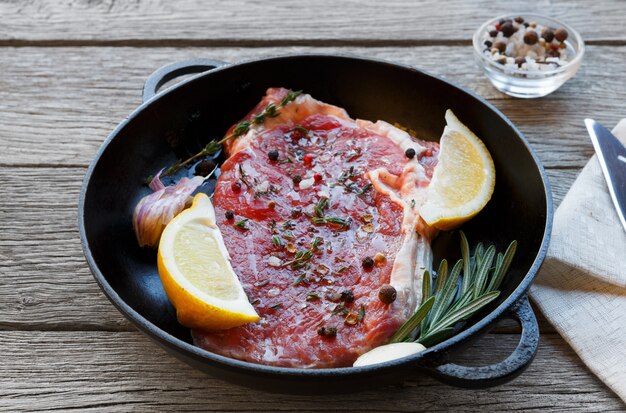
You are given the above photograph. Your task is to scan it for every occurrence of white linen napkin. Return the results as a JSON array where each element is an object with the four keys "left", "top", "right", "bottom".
[{"left": 530, "top": 119, "right": 626, "bottom": 403}]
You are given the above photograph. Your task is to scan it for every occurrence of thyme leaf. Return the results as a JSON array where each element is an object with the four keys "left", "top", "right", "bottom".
[{"left": 234, "top": 219, "right": 249, "bottom": 230}]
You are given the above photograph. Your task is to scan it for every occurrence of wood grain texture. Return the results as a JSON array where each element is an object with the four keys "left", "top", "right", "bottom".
[
  {"left": 0, "top": 166, "right": 576, "bottom": 331},
  {"left": 2, "top": 45, "right": 625, "bottom": 168},
  {"left": 0, "top": 5, "right": 624, "bottom": 406},
  {"left": 0, "top": 0, "right": 625, "bottom": 44},
  {"left": 0, "top": 331, "right": 623, "bottom": 412}
]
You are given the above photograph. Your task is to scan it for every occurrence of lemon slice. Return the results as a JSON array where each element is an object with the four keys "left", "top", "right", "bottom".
[
  {"left": 157, "top": 193, "right": 260, "bottom": 331},
  {"left": 420, "top": 110, "right": 496, "bottom": 230}
]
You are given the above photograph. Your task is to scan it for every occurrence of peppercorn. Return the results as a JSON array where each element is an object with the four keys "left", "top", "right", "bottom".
[
  {"left": 195, "top": 159, "right": 216, "bottom": 177},
  {"left": 231, "top": 181, "right": 242, "bottom": 192},
  {"left": 317, "top": 326, "right": 337, "bottom": 337},
  {"left": 515, "top": 56, "right": 526, "bottom": 67},
  {"left": 541, "top": 28, "right": 555, "bottom": 42},
  {"left": 523, "top": 22, "right": 529, "bottom": 28},
  {"left": 555, "top": 28, "right": 568, "bottom": 42},
  {"left": 225, "top": 210, "right": 234, "bottom": 220},
  {"left": 292, "top": 175, "right": 302, "bottom": 185},
  {"left": 303, "top": 154, "right": 314, "bottom": 165},
  {"left": 378, "top": 284, "right": 397, "bottom": 304},
  {"left": 340, "top": 290, "right": 355, "bottom": 303},
  {"left": 267, "top": 201, "right": 276, "bottom": 210},
  {"left": 489, "top": 29, "right": 498, "bottom": 37},
  {"left": 405, "top": 148, "right": 416, "bottom": 159},
  {"left": 314, "top": 173, "right": 323, "bottom": 182},
  {"left": 374, "top": 253, "right": 387, "bottom": 267},
  {"left": 514, "top": 16, "right": 524, "bottom": 24},
  {"left": 484, "top": 40, "right": 492, "bottom": 48},
  {"left": 268, "top": 149, "right": 279, "bottom": 161},
  {"left": 523, "top": 31, "right": 539, "bottom": 45},
  {"left": 493, "top": 41, "right": 506, "bottom": 53},
  {"left": 500, "top": 22, "right": 515, "bottom": 37},
  {"left": 361, "top": 257, "right": 374, "bottom": 269}
]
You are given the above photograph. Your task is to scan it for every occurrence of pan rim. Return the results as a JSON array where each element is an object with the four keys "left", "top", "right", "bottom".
[{"left": 78, "top": 52, "right": 553, "bottom": 377}]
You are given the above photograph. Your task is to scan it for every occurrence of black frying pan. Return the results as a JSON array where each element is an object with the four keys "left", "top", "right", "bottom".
[{"left": 79, "top": 55, "right": 553, "bottom": 393}]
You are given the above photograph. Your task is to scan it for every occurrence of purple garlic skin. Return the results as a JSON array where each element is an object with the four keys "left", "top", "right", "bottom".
[{"left": 132, "top": 172, "right": 206, "bottom": 248}]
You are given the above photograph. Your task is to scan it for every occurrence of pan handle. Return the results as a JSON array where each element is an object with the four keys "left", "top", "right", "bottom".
[
  {"left": 142, "top": 58, "right": 228, "bottom": 103},
  {"left": 421, "top": 295, "right": 539, "bottom": 388}
]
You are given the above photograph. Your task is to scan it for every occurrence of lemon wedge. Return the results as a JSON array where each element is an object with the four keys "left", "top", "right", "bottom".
[
  {"left": 157, "top": 193, "right": 259, "bottom": 331},
  {"left": 420, "top": 110, "right": 496, "bottom": 230}
]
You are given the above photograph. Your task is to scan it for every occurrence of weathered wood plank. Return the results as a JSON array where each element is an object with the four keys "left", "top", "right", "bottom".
[
  {"left": 1, "top": 45, "right": 623, "bottom": 168},
  {"left": 0, "top": 331, "right": 622, "bottom": 412},
  {"left": 0, "top": 166, "right": 575, "bottom": 330},
  {"left": 0, "top": 0, "right": 624, "bottom": 43}
]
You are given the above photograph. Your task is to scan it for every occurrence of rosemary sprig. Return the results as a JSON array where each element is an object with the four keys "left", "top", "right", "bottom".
[
  {"left": 152, "top": 89, "right": 302, "bottom": 180},
  {"left": 390, "top": 232, "right": 517, "bottom": 347}
]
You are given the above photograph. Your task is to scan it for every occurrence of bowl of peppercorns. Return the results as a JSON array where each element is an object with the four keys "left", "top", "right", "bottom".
[{"left": 473, "top": 14, "right": 584, "bottom": 98}]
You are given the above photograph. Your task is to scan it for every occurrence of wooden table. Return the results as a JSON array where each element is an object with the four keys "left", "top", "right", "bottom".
[{"left": 1, "top": 1, "right": 625, "bottom": 411}]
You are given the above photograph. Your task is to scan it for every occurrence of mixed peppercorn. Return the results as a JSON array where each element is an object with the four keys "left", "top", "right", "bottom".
[{"left": 481, "top": 16, "right": 572, "bottom": 70}]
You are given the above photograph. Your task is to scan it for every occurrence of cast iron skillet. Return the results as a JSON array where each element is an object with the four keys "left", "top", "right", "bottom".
[{"left": 79, "top": 55, "right": 553, "bottom": 393}]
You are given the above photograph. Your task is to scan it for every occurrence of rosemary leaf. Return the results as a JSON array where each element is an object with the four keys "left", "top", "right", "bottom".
[
  {"left": 427, "top": 291, "right": 500, "bottom": 337},
  {"left": 427, "top": 259, "right": 463, "bottom": 329},
  {"left": 446, "top": 284, "right": 475, "bottom": 314},
  {"left": 487, "top": 240, "right": 517, "bottom": 292},
  {"left": 460, "top": 231, "right": 472, "bottom": 295},
  {"left": 473, "top": 245, "right": 496, "bottom": 298},
  {"left": 417, "top": 327, "right": 455, "bottom": 348},
  {"left": 389, "top": 296, "right": 435, "bottom": 343},
  {"left": 433, "top": 259, "right": 448, "bottom": 294},
  {"left": 475, "top": 242, "right": 485, "bottom": 262},
  {"left": 421, "top": 270, "right": 431, "bottom": 303}
]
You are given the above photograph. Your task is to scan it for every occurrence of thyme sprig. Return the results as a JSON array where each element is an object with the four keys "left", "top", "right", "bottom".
[
  {"left": 152, "top": 89, "right": 302, "bottom": 180},
  {"left": 390, "top": 232, "right": 517, "bottom": 347},
  {"left": 281, "top": 249, "right": 314, "bottom": 269},
  {"left": 308, "top": 196, "right": 351, "bottom": 229}
]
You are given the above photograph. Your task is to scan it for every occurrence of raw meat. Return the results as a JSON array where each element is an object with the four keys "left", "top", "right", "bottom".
[{"left": 192, "top": 88, "right": 439, "bottom": 368}]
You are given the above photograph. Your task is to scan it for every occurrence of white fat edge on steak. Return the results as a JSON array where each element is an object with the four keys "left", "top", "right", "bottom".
[
  {"left": 228, "top": 91, "right": 351, "bottom": 156},
  {"left": 358, "top": 120, "right": 434, "bottom": 319}
]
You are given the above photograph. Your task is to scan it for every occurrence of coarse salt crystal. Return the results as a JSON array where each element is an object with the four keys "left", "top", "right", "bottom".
[
  {"left": 267, "top": 256, "right": 283, "bottom": 267},
  {"left": 299, "top": 177, "right": 315, "bottom": 190},
  {"left": 268, "top": 288, "right": 280, "bottom": 297}
]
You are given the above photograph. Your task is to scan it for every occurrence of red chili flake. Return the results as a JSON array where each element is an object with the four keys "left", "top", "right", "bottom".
[
  {"left": 314, "top": 173, "right": 323, "bottom": 182},
  {"left": 495, "top": 23, "right": 501, "bottom": 30},
  {"left": 231, "top": 181, "right": 242, "bottom": 192},
  {"left": 303, "top": 154, "right": 314, "bottom": 165}
]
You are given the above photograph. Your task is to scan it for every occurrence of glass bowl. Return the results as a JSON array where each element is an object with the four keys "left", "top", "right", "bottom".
[{"left": 473, "top": 14, "right": 584, "bottom": 98}]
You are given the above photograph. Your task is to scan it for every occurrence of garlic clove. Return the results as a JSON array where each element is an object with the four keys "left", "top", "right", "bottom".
[{"left": 353, "top": 342, "right": 426, "bottom": 367}]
